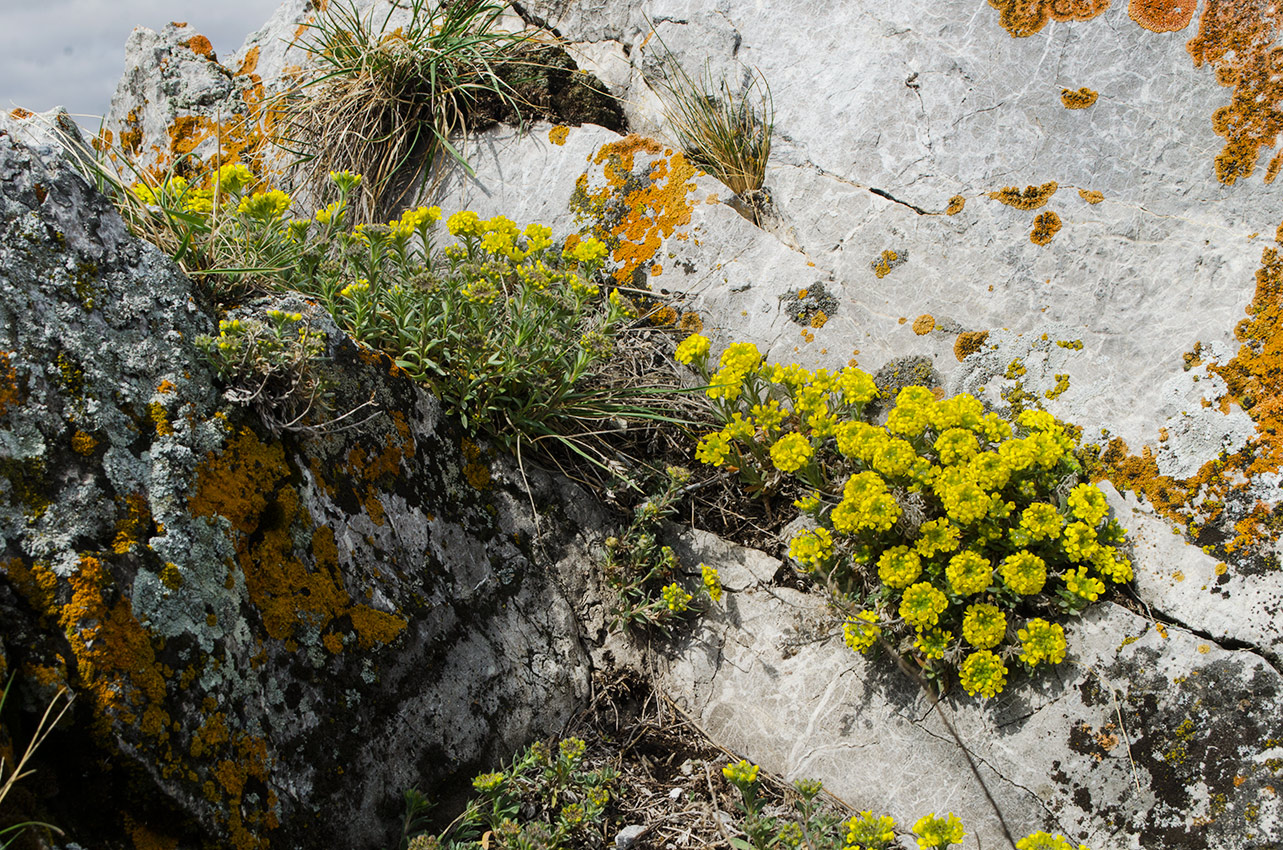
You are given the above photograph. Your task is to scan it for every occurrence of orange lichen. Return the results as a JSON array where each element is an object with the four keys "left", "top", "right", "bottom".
[
  {"left": 181, "top": 34, "right": 216, "bottom": 61},
  {"left": 1030, "top": 210, "right": 1063, "bottom": 244},
  {"left": 1, "top": 557, "right": 58, "bottom": 613},
  {"left": 1105, "top": 223, "right": 1283, "bottom": 562},
  {"left": 191, "top": 428, "right": 406, "bottom": 653},
  {"left": 872, "top": 249, "right": 905, "bottom": 279},
  {"left": 955, "top": 331, "right": 990, "bottom": 361},
  {"left": 571, "top": 135, "right": 699, "bottom": 286},
  {"left": 157, "top": 380, "right": 176, "bottom": 394},
  {"left": 0, "top": 351, "right": 19, "bottom": 417},
  {"left": 236, "top": 46, "right": 260, "bottom": 77},
  {"left": 1061, "top": 87, "right": 1099, "bottom": 109},
  {"left": 461, "top": 438, "right": 491, "bottom": 490},
  {"left": 9, "top": 108, "right": 32, "bottom": 120},
  {"left": 810, "top": 311, "right": 829, "bottom": 329},
  {"left": 72, "top": 430, "right": 98, "bottom": 455},
  {"left": 987, "top": 0, "right": 1111, "bottom": 37},
  {"left": 679, "top": 312, "right": 704, "bottom": 333},
  {"left": 548, "top": 125, "right": 569, "bottom": 146},
  {"left": 913, "top": 314, "right": 936, "bottom": 335},
  {"left": 1187, "top": 0, "right": 1283, "bottom": 185},
  {"left": 1079, "top": 188, "right": 1105, "bottom": 204},
  {"left": 946, "top": 195, "right": 966, "bottom": 215},
  {"left": 1129, "top": 0, "right": 1198, "bottom": 31},
  {"left": 988, "top": 181, "right": 1059, "bottom": 209}
]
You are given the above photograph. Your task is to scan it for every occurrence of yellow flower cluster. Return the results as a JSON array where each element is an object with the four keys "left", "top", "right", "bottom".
[
  {"left": 877, "top": 545, "right": 921, "bottom": 589},
  {"left": 701, "top": 563, "right": 723, "bottom": 601},
  {"left": 237, "top": 189, "right": 292, "bottom": 220},
  {"left": 843, "top": 611, "right": 882, "bottom": 653},
  {"left": 675, "top": 332, "right": 711, "bottom": 365},
  {"left": 788, "top": 527, "right": 833, "bottom": 571},
  {"left": 1017, "top": 618, "right": 1066, "bottom": 666},
  {"left": 564, "top": 236, "right": 609, "bottom": 264},
  {"left": 661, "top": 582, "right": 692, "bottom": 613},
  {"left": 831, "top": 472, "right": 900, "bottom": 534},
  {"left": 959, "top": 649, "right": 1007, "bottom": 699},
  {"left": 389, "top": 205, "right": 441, "bottom": 238},
  {"left": 961, "top": 603, "right": 1006, "bottom": 649},
  {"left": 900, "top": 582, "right": 948, "bottom": 629},
  {"left": 770, "top": 433, "right": 814, "bottom": 472}
]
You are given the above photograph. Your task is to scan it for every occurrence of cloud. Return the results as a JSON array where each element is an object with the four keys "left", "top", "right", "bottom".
[{"left": 1, "top": 0, "right": 280, "bottom": 120}]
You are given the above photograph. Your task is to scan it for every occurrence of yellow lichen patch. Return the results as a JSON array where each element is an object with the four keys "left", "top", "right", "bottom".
[
  {"left": 1079, "top": 188, "right": 1105, "bottom": 204},
  {"left": 946, "top": 195, "right": 966, "bottom": 215},
  {"left": 157, "top": 380, "right": 177, "bottom": 395},
  {"left": 0, "top": 351, "right": 20, "bottom": 417},
  {"left": 810, "top": 311, "right": 829, "bottom": 329},
  {"left": 871, "top": 249, "right": 906, "bottom": 279},
  {"left": 1187, "top": 0, "right": 1283, "bottom": 185},
  {"left": 954, "top": 331, "right": 990, "bottom": 361},
  {"left": 72, "top": 430, "right": 98, "bottom": 455},
  {"left": 988, "top": 181, "right": 1059, "bottom": 209},
  {"left": 61, "top": 554, "right": 172, "bottom": 739},
  {"left": 190, "top": 428, "right": 289, "bottom": 536},
  {"left": 461, "top": 437, "right": 491, "bottom": 490},
  {"left": 1129, "top": 0, "right": 1198, "bottom": 31},
  {"left": 1030, "top": 210, "right": 1063, "bottom": 245},
  {"left": 913, "top": 314, "right": 936, "bottom": 335},
  {"left": 1045, "top": 373, "right": 1071, "bottom": 399},
  {"left": 572, "top": 135, "right": 699, "bottom": 286},
  {"left": 548, "top": 125, "right": 569, "bottom": 146},
  {"left": 112, "top": 492, "right": 153, "bottom": 555},
  {"left": 148, "top": 402, "right": 173, "bottom": 436},
  {"left": 987, "top": 0, "right": 1111, "bottom": 38},
  {"left": 127, "top": 817, "right": 179, "bottom": 850},
  {"left": 679, "top": 311, "right": 704, "bottom": 333},
  {"left": 1061, "top": 87, "right": 1099, "bottom": 109},
  {"left": 1, "top": 557, "right": 58, "bottom": 614}
]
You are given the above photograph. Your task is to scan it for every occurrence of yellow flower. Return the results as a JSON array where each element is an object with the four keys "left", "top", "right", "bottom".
[
  {"left": 900, "top": 582, "right": 948, "bottom": 629},
  {"left": 1020, "top": 503, "right": 1064, "bottom": 541},
  {"left": 722, "top": 759, "right": 759, "bottom": 785},
  {"left": 1000, "top": 551, "right": 1047, "bottom": 595},
  {"left": 701, "top": 563, "right": 723, "bottom": 601},
  {"left": 1064, "top": 565, "right": 1105, "bottom": 601},
  {"left": 1017, "top": 618, "right": 1066, "bottom": 666},
  {"left": 945, "top": 551, "right": 992, "bottom": 595},
  {"left": 565, "top": 236, "right": 609, "bottom": 264},
  {"left": 1067, "top": 483, "right": 1109, "bottom": 526},
  {"left": 447, "top": 210, "right": 483, "bottom": 237},
  {"left": 675, "top": 333, "right": 711, "bottom": 365},
  {"left": 770, "top": 433, "right": 813, "bottom": 473},
  {"left": 958, "top": 649, "right": 1007, "bottom": 698},
  {"left": 789, "top": 527, "right": 833, "bottom": 570},
  {"left": 843, "top": 612, "right": 882, "bottom": 653},
  {"left": 237, "top": 189, "right": 292, "bottom": 220},
  {"left": 695, "top": 431, "right": 733, "bottom": 466},
  {"left": 877, "top": 546, "right": 922, "bottom": 589},
  {"left": 961, "top": 603, "right": 1007, "bottom": 650},
  {"left": 661, "top": 582, "right": 692, "bottom": 612},
  {"left": 216, "top": 162, "right": 254, "bottom": 195}
]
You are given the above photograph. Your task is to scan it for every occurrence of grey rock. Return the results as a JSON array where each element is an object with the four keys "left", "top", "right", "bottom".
[
  {"left": 615, "top": 824, "right": 647, "bottom": 850},
  {"left": 0, "top": 132, "right": 597, "bottom": 850}
]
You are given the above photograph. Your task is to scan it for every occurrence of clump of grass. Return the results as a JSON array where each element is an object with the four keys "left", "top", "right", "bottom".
[
  {"left": 655, "top": 56, "right": 773, "bottom": 199},
  {"left": 282, "top": 0, "right": 535, "bottom": 219}
]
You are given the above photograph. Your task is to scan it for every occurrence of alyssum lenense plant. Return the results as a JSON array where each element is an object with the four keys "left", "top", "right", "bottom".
[
  {"left": 720, "top": 758, "right": 1093, "bottom": 850},
  {"left": 136, "top": 162, "right": 678, "bottom": 462},
  {"left": 403, "top": 737, "right": 615, "bottom": 850},
  {"left": 674, "top": 335, "right": 1133, "bottom": 700},
  {"left": 601, "top": 465, "right": 723, "bottom": 633}
]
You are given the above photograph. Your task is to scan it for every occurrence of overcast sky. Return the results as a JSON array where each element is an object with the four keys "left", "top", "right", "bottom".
[{"left": 1, "top": 0, "right": 281, "bottom": 124}]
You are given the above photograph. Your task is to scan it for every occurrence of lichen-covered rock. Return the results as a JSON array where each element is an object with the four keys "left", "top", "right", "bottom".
[
  {"left": 659, "top": 528, "right": 1283, "bottom": 850},
  {"left": 0, "top": 134, "right": 593, "bottom": 850}
]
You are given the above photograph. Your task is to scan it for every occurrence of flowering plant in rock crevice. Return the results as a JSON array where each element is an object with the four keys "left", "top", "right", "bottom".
[
  {"left": 117, "top": 161, "right": 677, "bottom": 457},
  {"left": 676, "top": 335, "right": 1133, "bottom": 698}
]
